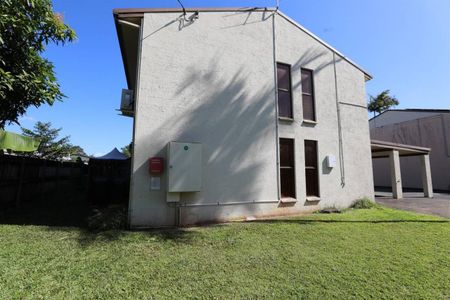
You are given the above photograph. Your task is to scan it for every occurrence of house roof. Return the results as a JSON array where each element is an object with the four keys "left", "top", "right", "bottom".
[
  {"left": 113, "top": 7, "right": 372, "bottom": 89},
  {"left": 369, "top": 108, "right": 450, "bottom": 122}
]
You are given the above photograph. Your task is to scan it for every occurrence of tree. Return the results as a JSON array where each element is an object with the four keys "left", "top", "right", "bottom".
[
  {"left": 69, "top": 145, "right": 86, "bottom": 157},
  {"left": 121, "top": 142, "right": 133, "bottom": 158},
  {"left": 368, "top": 90, "right": 399, "bottom": 116},
  {"left": 21, "top": 121, "right": 85, "bottom": 160},
  {"left": 0, "top": 0, "right": 76, "bottom": 128}
]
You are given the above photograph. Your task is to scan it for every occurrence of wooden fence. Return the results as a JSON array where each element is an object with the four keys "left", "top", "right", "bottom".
[
  {"left": 88, "top": 159, "right": 130, "bottom": 206},
  {"left": 0, "top": 154, "right": 88, "bottom": 210}
]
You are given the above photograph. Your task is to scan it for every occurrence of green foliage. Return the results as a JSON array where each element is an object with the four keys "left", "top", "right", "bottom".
[
  {"left": 368, "top": 90, "right": 399, "bottom": 115},
  {"left": 0, "top": 207, "right": 448, "bottom": 298},
  {"left": 121, "top": 142, "right": 132, "bottom": 158},
  {"left": 0, "top": 0, "right": 76, "bottom": 128},
  {"left": 351, "top": 197, "right": 378, "bottom": 209},
  {"left": 21, "top": 121, "right": 85, "bottom": 160},
  {"left": 69, "top": 145, "right": 86, "bottom": 157},
  {"left": 87, "top": 205, "right": 128, "bottom": 231}
]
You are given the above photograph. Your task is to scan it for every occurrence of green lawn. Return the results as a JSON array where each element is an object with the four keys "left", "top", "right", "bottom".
[{"left": 0, "top": 206, "right": 449, "bottom": 299}]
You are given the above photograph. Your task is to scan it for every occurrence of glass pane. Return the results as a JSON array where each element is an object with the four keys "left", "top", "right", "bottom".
[
  {"left": 304, "top": 140, "right": 317, "bottom": 168},
  {"left": 281, "top": 168, "right": 296, "bottom": 198},
  {"left": 304, "top": 140, "right": 319, "bottom": 197},
  {"left": 301, "top": 69, "right": 313, "bottom": 94},
  {"left": 277, "top": 64, "right": 291, "bottom": 90},
  {"left": 278, "top": 90, "right": 292, "bottom": 118},
  {"left": 302, "top": 94, "right": 315, "bottom": 121},
  {"left": 305, "top": 169, "right": 319, "bottom": 196},
  {"left": 280, "top": 139, "right": 294, "bottom": 167}
]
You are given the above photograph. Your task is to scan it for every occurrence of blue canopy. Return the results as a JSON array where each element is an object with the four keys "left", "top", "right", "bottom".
[{"left": 94, "top": 148, "right": 128, "bottom": 160}]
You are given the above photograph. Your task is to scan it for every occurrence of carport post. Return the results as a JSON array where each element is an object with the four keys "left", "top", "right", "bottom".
[
  {"left": 389, "top": 150, "right": 403, "bottom": 199},
  {"left": 420, "top": 154, "right": 433, "bottom": 198}
]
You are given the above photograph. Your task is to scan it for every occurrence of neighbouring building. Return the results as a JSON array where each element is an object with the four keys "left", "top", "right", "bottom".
[
  {"left": 370, "top": 109, "right": 450, "bottom": 192},
  {"left": 114, "top": 7, "right": 374, "bottom": 227}
]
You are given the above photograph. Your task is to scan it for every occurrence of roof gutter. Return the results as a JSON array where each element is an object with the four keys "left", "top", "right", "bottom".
[
  {"left": 371, "top": 139, "right": 431, "bottom": 153},
  {"left": 113, "top": 7, "right": 277, "bottom": 17}
]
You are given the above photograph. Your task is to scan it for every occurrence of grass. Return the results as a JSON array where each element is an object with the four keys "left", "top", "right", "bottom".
[{"left": 0, "top": 206, "right": 449, "bottom": 299}]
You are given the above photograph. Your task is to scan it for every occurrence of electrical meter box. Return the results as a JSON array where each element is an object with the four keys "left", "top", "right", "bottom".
[{"left": 167, "top": 142, "right": 202, "bottom": 192}]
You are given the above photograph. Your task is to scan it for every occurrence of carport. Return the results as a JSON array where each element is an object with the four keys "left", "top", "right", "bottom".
[{"left": 371, "top": 140, "right": 433, "bottom": 199}]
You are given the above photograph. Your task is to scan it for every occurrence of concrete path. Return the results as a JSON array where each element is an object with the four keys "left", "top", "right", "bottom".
[{"left": 375, "top": 191, "right": 450, "bottom": 218}]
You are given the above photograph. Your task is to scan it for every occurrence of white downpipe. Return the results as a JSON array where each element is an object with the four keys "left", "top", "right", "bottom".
[
  {"left": 272, "top": 12, "right": 281, "bottom": 200},
  {"left": 333, "top": 52, "right": 345, "bottom": 187}
]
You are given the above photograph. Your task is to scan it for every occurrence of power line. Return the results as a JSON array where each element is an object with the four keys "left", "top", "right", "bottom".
[{"left": 177, "top": 0, "right": 187, "bottom": 17}]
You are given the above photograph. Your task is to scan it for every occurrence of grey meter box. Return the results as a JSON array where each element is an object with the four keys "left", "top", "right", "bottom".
[{"left": 167, "top": 142, "right": 202, "bottom": 192}]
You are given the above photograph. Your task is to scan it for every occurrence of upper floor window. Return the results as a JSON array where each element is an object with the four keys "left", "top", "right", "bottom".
[
  {"left": 301, "top": 68, "right": 316, "bottom": 121},
  {"left": 277, "top": 63, "right": 293, "bottom": 119}
]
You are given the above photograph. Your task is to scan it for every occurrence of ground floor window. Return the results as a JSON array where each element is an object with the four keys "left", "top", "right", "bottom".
[
  {"left": 304, "top": 140, "right": 319, "bottom": 197},
  {"left": 279, "top": 138, "right": 296, "bottom": 198}
]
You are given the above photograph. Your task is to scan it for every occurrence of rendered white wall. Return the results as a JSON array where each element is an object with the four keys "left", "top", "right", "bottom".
[
  {"left": 130, "top": 11, "right": 277, "bottom": 227},
  {"left": 129, "top": 11, "right": 374, "bottom": 227},
  {"left": 275, "top": 15, "right": 374, "bottom": 209}
]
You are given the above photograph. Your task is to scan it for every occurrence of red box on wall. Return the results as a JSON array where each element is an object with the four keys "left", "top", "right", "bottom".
[{"left": 149, "top": 157, "right": 164, "bottom": 174}]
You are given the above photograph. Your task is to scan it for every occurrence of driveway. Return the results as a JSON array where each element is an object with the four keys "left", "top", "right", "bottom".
[{"left": 375, "top": 191, "right": 450, "bottom": 218}]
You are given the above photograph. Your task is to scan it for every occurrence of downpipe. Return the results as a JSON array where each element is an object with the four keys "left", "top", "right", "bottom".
[{"left": 333, "top": 52, "right": 346, "bottom": 187}]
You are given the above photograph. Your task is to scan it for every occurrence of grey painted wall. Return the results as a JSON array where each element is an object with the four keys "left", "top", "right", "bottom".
[
  {"left": 129, "top": 11, "right": 374, "bottom": 227},
  {"left": 369, "top": 110, "right": 442, "bottom": 129},
  {"left": 371, "top": 114, "right": 450, "bottom": 191}
]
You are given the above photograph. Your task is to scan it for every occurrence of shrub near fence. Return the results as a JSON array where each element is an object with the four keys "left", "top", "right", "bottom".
[{"left": 0, "top": 154, "right": 88, "bottom": 210}]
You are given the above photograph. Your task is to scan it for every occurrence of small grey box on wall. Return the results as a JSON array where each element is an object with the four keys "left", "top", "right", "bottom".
[
  {"left": 326, "top": 154, "right": 337, "bottom": 168},
  {"left": 150, "top": 177, "right": 161, "bottom": 190},
  {"left": 167, "top": 142, "right": 202, "bottom": 192}
]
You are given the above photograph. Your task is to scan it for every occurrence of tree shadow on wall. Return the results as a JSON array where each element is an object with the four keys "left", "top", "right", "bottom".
[
  {"left": 135, "top": 46, "right": 338, "bottom": 224},
  {"left": 135, "top": 59, "right": 277, "bottom": 223},
  {"left": 134, "top": 10, "right": 346, "bottom": 225}
]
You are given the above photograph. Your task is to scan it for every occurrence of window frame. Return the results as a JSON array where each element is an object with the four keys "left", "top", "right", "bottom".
[
  {"left": 300, "top": 68, "right": 317, "bottom": 123},
  {"left": 276, "top": 62, "right": 294, "bottom": 120},
  {"left": 279, "top": 138, "right": 296, "bottom": 199},
  {"left": 304, "top": 139, "right": 320, "bottom": 198}
]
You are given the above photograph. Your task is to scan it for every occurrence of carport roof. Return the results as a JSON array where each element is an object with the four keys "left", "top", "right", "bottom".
[{"left": 371, "top": 140, "right": 430, "bottom": 158}]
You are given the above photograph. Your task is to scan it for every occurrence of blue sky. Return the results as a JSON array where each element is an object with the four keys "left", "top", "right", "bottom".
[{"left": 6, "top": 0, "right": 450, "bottom": 156}]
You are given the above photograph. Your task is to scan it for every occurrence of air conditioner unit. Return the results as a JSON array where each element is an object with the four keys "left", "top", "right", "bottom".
[{"left": 120, "top": 89, "right": 134, "bottom": 116}]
